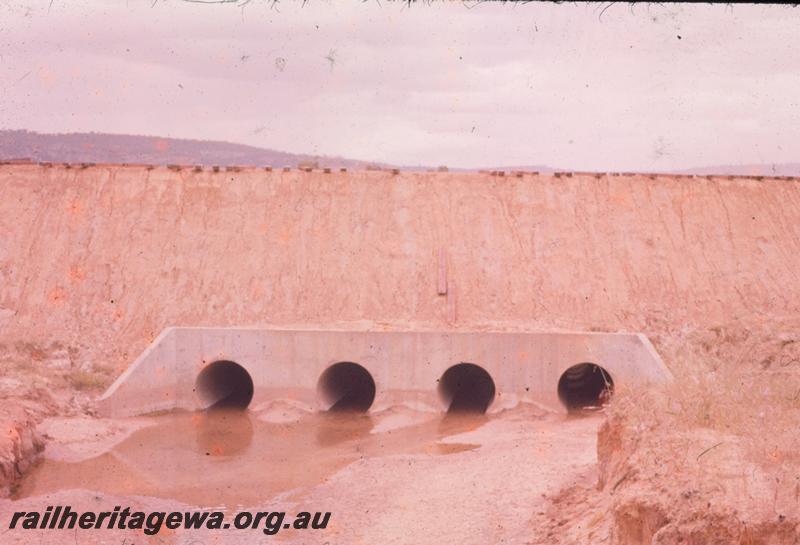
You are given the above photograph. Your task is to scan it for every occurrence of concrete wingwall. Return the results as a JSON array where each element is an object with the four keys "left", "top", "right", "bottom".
[{"left": 2, "top": 164, "right": 800, "bottom": 377}]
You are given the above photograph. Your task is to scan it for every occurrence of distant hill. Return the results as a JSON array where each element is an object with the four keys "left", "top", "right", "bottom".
[
  {"left": 0, "top": 130, "right": 556, "bottom": 173},
  {"left": 0, "top": 130, "right": 394, "bottom": 170},
  {"left": 2, "top": 130, "right": 796, "bottom": 177}
]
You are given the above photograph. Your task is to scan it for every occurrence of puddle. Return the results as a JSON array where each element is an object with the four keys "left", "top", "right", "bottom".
[
  {"left": 424, "top": 443, "right": 480, "bottom": 455},
  {"left": 14, "top": 408, "right": 491, "bottom": 508}
]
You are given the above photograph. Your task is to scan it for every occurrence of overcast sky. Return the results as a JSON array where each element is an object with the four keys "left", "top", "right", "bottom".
[{"left": 1, "top": 1, "right": 798, "bottom": 170}]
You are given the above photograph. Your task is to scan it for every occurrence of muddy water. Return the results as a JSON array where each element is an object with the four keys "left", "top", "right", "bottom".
[{"left": 15, "top": 409, "right": 487, "bottom": 508}]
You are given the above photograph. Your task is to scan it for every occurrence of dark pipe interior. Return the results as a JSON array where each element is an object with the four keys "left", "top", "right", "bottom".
[
  {"left": 438, "top": 363, "right": 496, "bottom": 414},
  {"left": 195, "top": 360, "right": 254, "bottom": 410},
  {"left": 557, "top": 362, "right": 614, "bottom": 411},
  {"left": 317, "top": 361, "right": 376, "bottom": 412}
]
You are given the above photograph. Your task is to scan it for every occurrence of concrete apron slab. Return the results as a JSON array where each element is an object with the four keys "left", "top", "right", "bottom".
[{"left": 97, "top": 327, "right": 672, "bottom": 417}]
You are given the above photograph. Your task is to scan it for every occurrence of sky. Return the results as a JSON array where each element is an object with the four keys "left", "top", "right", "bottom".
[{"left": 0, "top": 1, "right": 798, "bottom": 171}]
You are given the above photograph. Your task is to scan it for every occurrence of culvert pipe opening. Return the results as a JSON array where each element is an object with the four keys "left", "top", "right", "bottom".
[
  {"left": 317, "top": 361, "right": 376, "bottom": 412},
  {"left": 557, "top": 362, "right": 614, "bottom": 411},
  {"left": 195, "top": 360, "right": 254, "bottom": 410},
  {"left": 438, "top": 363, "right": 496, "bottom": 414}
]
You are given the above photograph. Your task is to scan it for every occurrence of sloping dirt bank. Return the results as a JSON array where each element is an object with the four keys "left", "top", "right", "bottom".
[
  {"left": 0, "top": 355, "right": 99, "bottom": 497},
  {"left": 3, "top": 165, "right": 800, "bottom": 376},
  {"left": 530, "top": 321, "right": 800, "bottom": 545},
  {"left": 0, "top": 406, "right": 44, "bottom": 498},
  {"left": 0, "top": 385, "right": 52, "bottom": 497}
]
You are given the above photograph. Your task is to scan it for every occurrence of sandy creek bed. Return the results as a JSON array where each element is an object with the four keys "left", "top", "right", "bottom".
[{"left": 1, "top": 403, "right": 601, "bottom": 544}]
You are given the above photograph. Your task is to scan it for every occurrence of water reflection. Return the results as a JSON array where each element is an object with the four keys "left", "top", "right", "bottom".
[
  {"left": 315, "top": 411, "right": 374, "bottom": 448},
  {"left": 195, "top": 409, "right": 254, "bottom": 457},
  {"left": 437, "top": 412, "right": 489, "bottom": 436},
  {"left": 16, "top": 407, "right": 491, "bottom": 507}
]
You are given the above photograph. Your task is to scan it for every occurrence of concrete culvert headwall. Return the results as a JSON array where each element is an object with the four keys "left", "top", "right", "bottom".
[
  {"left": 317, "top": 361, "right": 376, "bottom": 412},
  {"left": 438, "top": 363, "right": 496, "bottom": 413},
  {"left": 98, "top": 328, "right": 669, "bottom": 417},
  {"left": 195, "top": 360, "right": 254, "bottom": 410},
  {"left": 558, "top": 363, "right": 613, "bottom": 411}
]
